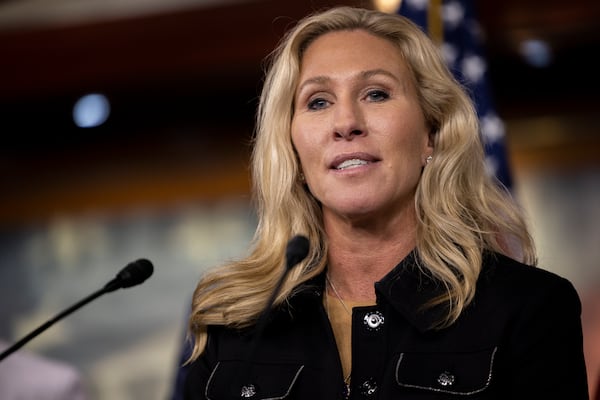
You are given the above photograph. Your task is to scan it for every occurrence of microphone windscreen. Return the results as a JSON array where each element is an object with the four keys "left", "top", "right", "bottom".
[
  {"left": 116, "top": 259, "right": 154, "bottom": 288},
  {"left": 285, "top": 235, "right": 310, "bottom": 270}
]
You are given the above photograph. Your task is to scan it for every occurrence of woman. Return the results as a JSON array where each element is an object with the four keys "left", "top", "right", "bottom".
[{"left": 184, "top": 6, "right": 588, "bottom": 399}]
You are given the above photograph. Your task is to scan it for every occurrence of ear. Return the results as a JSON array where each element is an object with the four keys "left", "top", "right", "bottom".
[
  {"left": 422, "top": 130, "right": 435, "bottom": 166},
  {"left": 427, "top": 129, "right": 436, "bottom": 148}
]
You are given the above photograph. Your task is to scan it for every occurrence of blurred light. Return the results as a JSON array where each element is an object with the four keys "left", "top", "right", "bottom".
[
  {"left": 373, "top": 0, "right": 403, "bottom": 13},
  {"left": 519, "top": 39, "right": 553, "bottom": 68},
  {"left": 73, "top": 93, "right": 110, "bottom": 128}
]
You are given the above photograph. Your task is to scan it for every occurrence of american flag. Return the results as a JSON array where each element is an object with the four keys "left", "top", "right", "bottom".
[{"left": 398, "top": 0, "right": 513, "bottom": 189}]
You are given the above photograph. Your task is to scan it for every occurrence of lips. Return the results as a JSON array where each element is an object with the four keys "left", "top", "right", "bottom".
[{"left": 329, "top": 152, "right": 379, "bottom": 170}]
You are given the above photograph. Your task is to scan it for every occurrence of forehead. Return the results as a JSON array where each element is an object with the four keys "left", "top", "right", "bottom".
[{"left": 299, "top": 29, "right": 406, "bottom": 75}]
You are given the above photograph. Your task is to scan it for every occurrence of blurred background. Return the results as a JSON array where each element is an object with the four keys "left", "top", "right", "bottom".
[{"left": 0, "top": 0, "right": 598, "bottom": 398}]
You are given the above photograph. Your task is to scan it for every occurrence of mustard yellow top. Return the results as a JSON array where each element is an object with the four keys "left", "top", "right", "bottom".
[{"left": 324, "top": 291, "right": 375, "bottom": 382}]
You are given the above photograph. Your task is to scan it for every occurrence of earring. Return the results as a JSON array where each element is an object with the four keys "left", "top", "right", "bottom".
[
  {"left": 426, "top": 156, "right": 433, "bottom": 165},
  {"left": 299, "top": 172, "right": 306, "bottom": 183}
]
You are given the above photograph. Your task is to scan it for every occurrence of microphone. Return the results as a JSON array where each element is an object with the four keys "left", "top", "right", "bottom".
[
  {"left": 238, "top": 235, "right": 309, "bottom": 395},
  {"left": 285, "top": 235, "right": 310, "bottom": 272},
  {"left": 259, "top": 235, "right": 309, "bottom": 322},
  {"left": 103, "top": 258, "right": 154, "bottom": 292},
  {"left": 0, "top": 259, "right": 154, "bottom": 362}
]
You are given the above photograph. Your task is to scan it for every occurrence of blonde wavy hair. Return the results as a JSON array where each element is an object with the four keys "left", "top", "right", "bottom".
[{"left": 188, "top": 6, "right": 536, "bottom": 360}]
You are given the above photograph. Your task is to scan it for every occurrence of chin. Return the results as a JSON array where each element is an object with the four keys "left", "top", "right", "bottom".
[{"left": 328, "top": 200, "right": 381, "bottom": 219}]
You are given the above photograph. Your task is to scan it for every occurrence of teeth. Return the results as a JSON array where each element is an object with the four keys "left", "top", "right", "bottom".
[{"left": 336, "top": 159, "right": 368, "bottom": 170}]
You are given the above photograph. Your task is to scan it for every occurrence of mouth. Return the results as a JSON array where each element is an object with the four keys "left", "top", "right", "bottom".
[
  {"left": 330, "top": 153, "right": 380, "bottom": 170},
  {"left": 335, "top": 158, "right": 369, "bottom": 170}
]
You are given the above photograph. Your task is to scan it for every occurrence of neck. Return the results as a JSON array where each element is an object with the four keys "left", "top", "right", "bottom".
[{"left": 324, "top": 211, "right": 417, "bottom": 302}]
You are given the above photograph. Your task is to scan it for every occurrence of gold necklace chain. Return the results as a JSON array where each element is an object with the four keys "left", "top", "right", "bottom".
[
  {"left": 326, "top": 274, "right": 352, "bottom": 315},
  {"left": 325, "top": 273, "right": 352, "bottom": 396}
]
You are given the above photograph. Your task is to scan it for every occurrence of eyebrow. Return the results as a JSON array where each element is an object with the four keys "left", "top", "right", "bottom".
[
  {"left": 360, "top": 68, "right": 401, "bottom": 83},
  {"left": 296, "top": 68, "right": 403, "bottom": 95}
]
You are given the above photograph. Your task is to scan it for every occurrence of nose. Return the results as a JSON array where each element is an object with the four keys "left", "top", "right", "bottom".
[{"left": 333, "top": 99, "right": 365, "bottom": 140}]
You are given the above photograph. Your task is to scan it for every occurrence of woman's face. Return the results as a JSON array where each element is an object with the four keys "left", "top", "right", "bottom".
[{"left": 291, "top": 29, "right": 433, "bottom": 224}]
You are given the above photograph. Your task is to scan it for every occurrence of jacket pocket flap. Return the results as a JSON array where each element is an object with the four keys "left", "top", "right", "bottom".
[
  {"left": 395, "top": 347, "right": 497, "bottom": 395},
  {"left": 206, "top": 361, "right": 304, "bottom": 400}
]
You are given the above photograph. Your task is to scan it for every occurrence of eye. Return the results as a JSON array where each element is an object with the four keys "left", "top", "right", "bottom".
[
  {"left": 366, "top": 89, "right": 390, "bottom": 102},
  {"left": 307, "top": 97, "right": 330, "bottom": 110}
]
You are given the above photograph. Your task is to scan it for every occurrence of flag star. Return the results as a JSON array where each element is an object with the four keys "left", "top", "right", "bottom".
[
  {"left": 405, "top": 0, "right": 429, "bottom": 11},
  {"left": 461, "top": 54, "right": 486, "bottom": 83},
  {"left": 481, "top": 113, "right": 505, "bottom": 144},
  {"left": 441, "top": 43, "right": 459, "bottom": 67},
  {"left": 443, "top": 1, "right": 465, "bottom": 30}
]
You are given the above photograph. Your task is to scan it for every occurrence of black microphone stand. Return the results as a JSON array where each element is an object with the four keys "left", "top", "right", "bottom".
[
  {"left": 0, "top": 258, "right": 153, "bottom": 362},
  {"left": 0, "top": 286, "right": 111, "bottom": 362},
  {"left": 237, "top": 236, "right": 309, "bottom": 396}
]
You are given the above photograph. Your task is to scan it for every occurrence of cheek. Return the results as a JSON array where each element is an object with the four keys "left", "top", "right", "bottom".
[
  {"left": 381, "top": 120, "right": 424, "bottom": 153},
  {"left": 390, "top": 116, "right": 430, "bottom": 151},
  {"left": 290, "top": 122, "right": 304, "bottom": 161},
  {"left": 291, "top": 119, "right": 319, "bottom": 166}
]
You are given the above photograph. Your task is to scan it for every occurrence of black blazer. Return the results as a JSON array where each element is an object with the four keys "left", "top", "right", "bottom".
[{"left": 184, "top": 252, "right": 589, "bottom": 399}]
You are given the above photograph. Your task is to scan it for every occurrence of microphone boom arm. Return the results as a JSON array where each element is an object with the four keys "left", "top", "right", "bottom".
[
  {"left": 0, "top": 258, "right": 153, "bottom": 362},
  {"left": 0, "top": 286, "right": 109, "bottom": 362}
]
